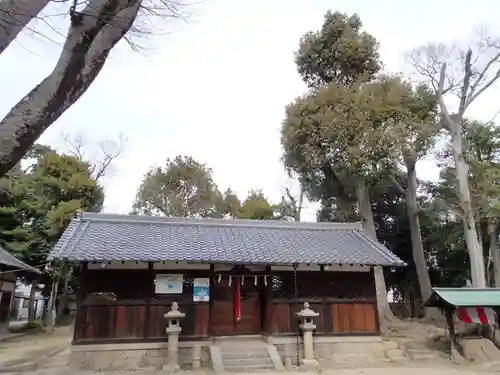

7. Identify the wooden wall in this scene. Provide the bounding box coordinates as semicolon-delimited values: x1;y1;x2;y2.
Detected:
73;267;210;344
266;271;379;335
73;266;379;344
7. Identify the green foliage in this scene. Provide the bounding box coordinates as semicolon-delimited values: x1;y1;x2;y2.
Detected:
433;120;500;220
133;155;225;218
0;146;104;268
220;188;242;218
238;190;275;220
295;10;381;88
285;9;470;304
282;76;412;192
134;156;291;221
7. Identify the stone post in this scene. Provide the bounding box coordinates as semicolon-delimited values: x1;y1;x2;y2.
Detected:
192;344;201;369
296;302;319;369
163;302;186;372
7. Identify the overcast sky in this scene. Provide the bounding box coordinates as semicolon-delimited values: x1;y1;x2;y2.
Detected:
1;0;499;221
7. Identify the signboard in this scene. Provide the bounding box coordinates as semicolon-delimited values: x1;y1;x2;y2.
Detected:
193;278;210;302
155;274;183;294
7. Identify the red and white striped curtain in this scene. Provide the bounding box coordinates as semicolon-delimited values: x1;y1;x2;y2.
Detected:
456;307;496;325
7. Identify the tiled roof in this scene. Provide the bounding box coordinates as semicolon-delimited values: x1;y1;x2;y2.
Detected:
0;247;41;274
48;213;405;266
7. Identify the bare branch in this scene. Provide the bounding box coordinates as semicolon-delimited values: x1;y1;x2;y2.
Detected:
388;175;406;196
0;0;50;54
0;0;193;177
458;49;472;117
61;132;126;181
93;134;125;181
437;63;453;130
61;131;87;160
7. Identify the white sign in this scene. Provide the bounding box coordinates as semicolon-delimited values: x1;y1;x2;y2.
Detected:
193;278;210;302
155;274;183;294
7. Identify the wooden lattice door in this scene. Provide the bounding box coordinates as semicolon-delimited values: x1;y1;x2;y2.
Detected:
211;275;262;335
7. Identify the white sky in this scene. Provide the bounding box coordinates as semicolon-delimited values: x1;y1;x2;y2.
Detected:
1;0;500;221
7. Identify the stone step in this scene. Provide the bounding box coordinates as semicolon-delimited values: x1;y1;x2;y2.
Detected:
407;350;443;360
224;364;276;372
223;357;274;367
220;345;268;352
221;351;270;359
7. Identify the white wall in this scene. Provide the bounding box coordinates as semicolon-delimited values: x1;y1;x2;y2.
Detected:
13;282;44;320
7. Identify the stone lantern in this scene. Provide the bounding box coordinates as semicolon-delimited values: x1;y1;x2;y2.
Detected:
296;301;320;368
163;302;186;371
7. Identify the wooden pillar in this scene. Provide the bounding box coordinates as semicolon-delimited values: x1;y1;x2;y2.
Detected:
73;262;87;343
263;265;272;333
445;308;458;358
144;262;154;339
208;264;215;337
319;265;330;333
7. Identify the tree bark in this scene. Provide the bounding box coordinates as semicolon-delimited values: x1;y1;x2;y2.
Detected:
0;0;142;177
44;273;60;330
27;281;37;322
405;160;439;319
488;220;500;287
57;266;72;321
451;123;486;287
355;179;377;239
0;0;49;54
355;179;400;332
295;186;304;222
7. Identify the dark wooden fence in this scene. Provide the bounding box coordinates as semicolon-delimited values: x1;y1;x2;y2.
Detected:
73;267;379;344
267;271;379;335
73;269;210;344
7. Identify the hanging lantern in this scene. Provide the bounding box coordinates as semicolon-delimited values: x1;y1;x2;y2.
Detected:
241;275;244;285
254;275;258;286
229;276;232;286
264;275;268;286
217;274;221;283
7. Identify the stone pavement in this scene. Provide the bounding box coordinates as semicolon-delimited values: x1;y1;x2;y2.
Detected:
14;367;500;375
0;325;71;373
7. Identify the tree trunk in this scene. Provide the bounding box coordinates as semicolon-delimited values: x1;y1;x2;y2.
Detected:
57;266;72;321
355;179;400;332
27;281;37;322
405;160;439;319
451;124;486;287
355;179;377;239
44;273;60;330
0;0;49;54
0;0;142;177
295;186;304;222
488;220;500;287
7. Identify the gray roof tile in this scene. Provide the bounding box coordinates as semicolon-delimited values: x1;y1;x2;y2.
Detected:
0;247;41;274
48;213;404;266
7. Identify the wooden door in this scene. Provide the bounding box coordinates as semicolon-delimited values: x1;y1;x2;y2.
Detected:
0;291;12;323
211;276;262;335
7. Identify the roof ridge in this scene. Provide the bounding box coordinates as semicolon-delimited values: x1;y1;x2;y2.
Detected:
79;212;364;231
